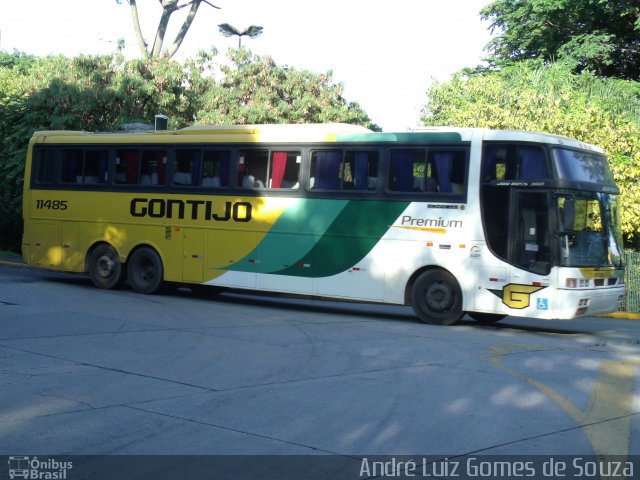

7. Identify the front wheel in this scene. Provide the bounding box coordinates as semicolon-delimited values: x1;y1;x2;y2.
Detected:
127;247;164;294
88;244;124;290
411;269;463;325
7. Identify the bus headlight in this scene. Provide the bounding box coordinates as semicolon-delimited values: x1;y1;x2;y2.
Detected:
566;278;590;288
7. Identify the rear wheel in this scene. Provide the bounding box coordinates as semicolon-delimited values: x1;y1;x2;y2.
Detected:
88;244;124;290
411;269;463;325
127;247;164;294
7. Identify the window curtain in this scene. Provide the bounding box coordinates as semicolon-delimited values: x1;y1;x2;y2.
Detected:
237;152;247;186
155;151;166;184
98;152;108;183
270;152;288;188
219;151;230;186
519;148;547;180
62;151;79;182
353;152;369;190
190;150;201;186
124;151;140;184
315;151;341;189
482;147;498;182
391;151;414;191
434;152;453;192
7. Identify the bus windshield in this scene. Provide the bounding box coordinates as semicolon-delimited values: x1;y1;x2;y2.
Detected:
553;148;616;186
557;193;623;267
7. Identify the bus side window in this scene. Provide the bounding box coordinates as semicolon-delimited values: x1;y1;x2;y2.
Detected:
269;151;300;189
61;149;107;185
201;150;230;188
344;151;378;190
483;146;511;181
174;149;199;186
389;150;426;192
61;150;82;183
518;146;548;180
428;150;466;193
33;149;55;185
142;150;166;186
238;150;268;189
309;150;341;190
483;145;548;181
115;149;140;184
84;150;108;184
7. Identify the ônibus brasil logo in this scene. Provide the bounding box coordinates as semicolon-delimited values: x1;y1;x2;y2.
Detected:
8;456;73;479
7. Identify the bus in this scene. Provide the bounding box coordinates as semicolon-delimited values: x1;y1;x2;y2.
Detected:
21;123;625;325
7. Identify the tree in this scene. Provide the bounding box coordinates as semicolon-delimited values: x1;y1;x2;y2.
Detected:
0;49;378;250
420;61;640;248
481;0;640;79
117;0;220;59
195;49;380;129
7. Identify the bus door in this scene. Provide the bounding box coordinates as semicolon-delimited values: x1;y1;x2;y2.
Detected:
511;191;552;278
475;189;551;313
505;191;552;312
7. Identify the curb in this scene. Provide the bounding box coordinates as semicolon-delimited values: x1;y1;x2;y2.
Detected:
0;257;33;269
598;312;640;320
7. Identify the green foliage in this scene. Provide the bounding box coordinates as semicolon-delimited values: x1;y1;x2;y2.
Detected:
420;61;640;248
0;48;377;251
481;0;640;79
196;49;379;128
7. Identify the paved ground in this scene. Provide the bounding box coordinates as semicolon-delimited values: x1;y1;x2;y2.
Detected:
0;262;639;479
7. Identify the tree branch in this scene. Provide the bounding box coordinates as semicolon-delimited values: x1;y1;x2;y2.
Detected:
151;1;179;57
127;0;149;56
166;0;201;59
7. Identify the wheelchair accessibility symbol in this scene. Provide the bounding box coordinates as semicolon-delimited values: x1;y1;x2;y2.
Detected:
537;298;549;310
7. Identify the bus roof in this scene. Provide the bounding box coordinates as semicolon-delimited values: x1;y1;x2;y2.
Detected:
29;124;603;152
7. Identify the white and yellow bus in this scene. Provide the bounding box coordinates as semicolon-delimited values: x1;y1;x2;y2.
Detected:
21;123;625;325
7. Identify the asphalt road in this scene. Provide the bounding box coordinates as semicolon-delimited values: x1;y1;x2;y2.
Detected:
0;264;639;479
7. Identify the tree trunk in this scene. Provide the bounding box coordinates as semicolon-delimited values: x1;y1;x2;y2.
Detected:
128;0;149;57
151;1;179;57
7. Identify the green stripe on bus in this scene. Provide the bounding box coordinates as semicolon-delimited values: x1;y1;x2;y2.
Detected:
273;200;409;278
225;198;349;273
335;132;463;143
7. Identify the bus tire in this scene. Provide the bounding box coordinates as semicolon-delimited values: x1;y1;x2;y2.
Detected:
88;244;124;290
127;246;164;294
411;269;463;325
468;312;506;324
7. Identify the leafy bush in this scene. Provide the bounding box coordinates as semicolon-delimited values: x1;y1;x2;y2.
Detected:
421;61;640;248
0;49;377;251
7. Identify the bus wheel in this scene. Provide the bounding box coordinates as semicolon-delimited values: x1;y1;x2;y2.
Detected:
468;313;506;324
88;244;124;290
127;247;164;294
411;269;463;325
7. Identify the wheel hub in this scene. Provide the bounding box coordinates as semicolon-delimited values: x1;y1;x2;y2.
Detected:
97;255;115;278
426;282;453;311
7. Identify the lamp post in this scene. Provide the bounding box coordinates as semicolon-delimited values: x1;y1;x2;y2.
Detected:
218;23;263;48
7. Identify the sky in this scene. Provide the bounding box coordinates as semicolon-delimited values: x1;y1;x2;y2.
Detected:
0;0;494;131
